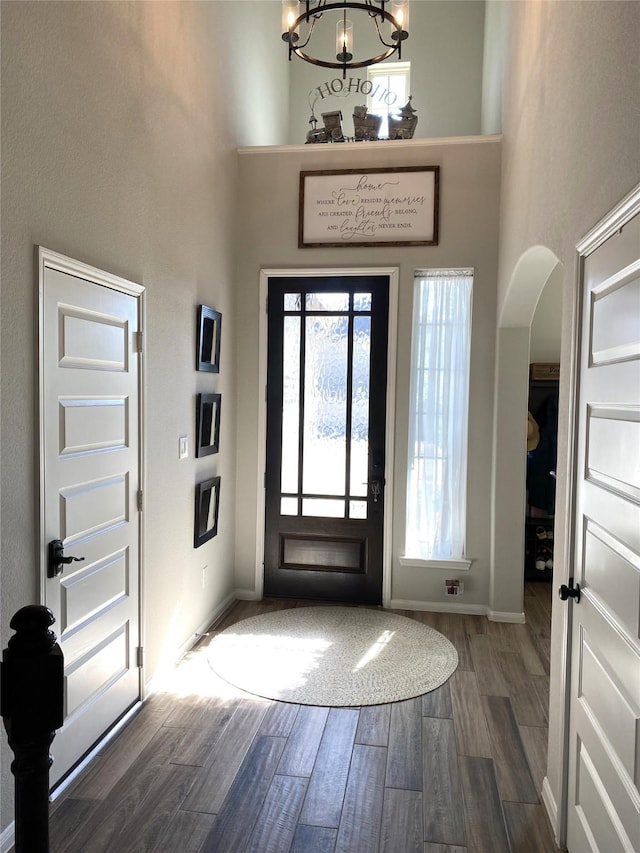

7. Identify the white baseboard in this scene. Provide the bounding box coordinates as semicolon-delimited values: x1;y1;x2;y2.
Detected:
176;591;237;657
145;590;238;695
541;775;563;847
390;598;488;615
50;702;142;802
390;598;524;622
488;609;526;624
234;588;261;601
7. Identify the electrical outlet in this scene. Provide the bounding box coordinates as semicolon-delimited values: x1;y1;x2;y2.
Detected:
179;435;188;459
445;579;464;596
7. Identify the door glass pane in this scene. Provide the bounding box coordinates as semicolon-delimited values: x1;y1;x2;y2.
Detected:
280;497;298;515
302;498;345;518
281;316;300;493
284;293;301;311
350;316;371;497
349;500;367;519
353;292;372;311
303;315;347;496
306;292;349;312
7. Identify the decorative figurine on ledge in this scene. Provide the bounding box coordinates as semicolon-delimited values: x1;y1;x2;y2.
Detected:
306;109;345;143
388;96;418;139
353;105;383;141
304;96;418;143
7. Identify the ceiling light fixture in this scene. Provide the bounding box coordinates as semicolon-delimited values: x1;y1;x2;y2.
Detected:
282;1;409;79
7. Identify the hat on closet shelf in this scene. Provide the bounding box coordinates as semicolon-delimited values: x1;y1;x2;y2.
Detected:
527;412;540;451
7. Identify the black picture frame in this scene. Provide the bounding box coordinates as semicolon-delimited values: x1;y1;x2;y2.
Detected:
196;305;222;372
194;476;221;547
196;393;221;457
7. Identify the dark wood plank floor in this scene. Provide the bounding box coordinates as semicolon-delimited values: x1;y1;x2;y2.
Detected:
46;582;560;852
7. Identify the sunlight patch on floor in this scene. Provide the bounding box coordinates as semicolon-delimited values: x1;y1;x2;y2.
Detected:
353;629;395;671
209;631;333;697
153;641;256;701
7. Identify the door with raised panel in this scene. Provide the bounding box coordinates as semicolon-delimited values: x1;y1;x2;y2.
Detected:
39;248;143;786
264;275;389;604
565;207;640;851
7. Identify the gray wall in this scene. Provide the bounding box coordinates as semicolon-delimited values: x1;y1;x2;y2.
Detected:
0;0;287;834
2;0;638;844
481;0;506;134
530;265;563;364
493;0;640;832
234;139;501;610
286;1;486;143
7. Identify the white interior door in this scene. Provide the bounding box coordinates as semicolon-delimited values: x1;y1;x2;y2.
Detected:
39;248;143;787
565;206;640;851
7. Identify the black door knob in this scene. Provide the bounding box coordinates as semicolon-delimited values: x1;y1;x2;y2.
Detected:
558;578;581;604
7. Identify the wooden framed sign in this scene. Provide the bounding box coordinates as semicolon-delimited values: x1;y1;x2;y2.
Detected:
299;166;439;248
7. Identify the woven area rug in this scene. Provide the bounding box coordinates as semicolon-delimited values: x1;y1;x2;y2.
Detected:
207;606;458;706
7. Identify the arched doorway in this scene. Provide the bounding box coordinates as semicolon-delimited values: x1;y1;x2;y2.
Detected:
491;247;563;618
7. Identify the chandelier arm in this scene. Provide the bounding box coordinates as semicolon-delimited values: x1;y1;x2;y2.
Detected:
287;14;319;52
292;45;398;71
371;12;398;49
293;1;400;31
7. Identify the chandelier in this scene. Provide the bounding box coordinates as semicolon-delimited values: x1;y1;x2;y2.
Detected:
282;1;410;78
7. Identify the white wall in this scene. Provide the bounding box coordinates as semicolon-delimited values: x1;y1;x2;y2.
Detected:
286;1;486;143
495;0;640;838
3;0;637;843
530;264;563;363
481;0;507;134
0;0;287;836
234;138;501;612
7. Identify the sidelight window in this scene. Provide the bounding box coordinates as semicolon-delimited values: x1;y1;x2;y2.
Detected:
404;269;473;561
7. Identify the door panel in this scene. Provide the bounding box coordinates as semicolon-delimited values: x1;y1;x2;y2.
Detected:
566;212;640;852
41;254;142;786
264;276;388;604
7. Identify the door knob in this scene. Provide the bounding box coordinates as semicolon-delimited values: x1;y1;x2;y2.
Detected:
47;539;85;579
558;577;581;604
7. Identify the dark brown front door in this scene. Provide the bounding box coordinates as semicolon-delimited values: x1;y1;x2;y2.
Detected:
264;275;389;604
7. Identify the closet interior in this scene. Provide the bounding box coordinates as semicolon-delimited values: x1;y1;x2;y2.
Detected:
525;365;559;580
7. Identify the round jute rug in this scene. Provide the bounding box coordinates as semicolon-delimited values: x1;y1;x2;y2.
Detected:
207;606;458;706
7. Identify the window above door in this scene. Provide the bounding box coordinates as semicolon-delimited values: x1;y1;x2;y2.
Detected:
366;61;411;139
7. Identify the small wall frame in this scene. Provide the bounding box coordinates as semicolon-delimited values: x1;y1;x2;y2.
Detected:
196;305;222;372
196;393;221;457
194;476;221;547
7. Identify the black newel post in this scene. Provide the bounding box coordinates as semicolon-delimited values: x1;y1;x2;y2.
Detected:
1;605;64;853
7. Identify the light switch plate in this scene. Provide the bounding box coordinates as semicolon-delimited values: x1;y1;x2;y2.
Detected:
179;435;188;459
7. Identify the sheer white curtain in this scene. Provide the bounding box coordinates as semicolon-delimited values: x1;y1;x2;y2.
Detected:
405;270;473;560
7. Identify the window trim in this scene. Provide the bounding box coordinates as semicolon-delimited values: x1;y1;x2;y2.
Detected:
398;556;473;571
403;268;473;562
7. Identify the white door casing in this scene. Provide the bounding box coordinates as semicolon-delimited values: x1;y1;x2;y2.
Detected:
38;247;144;787
565;196;640;851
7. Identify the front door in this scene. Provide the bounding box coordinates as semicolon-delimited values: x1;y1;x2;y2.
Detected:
565;206;640;850
264;275;389;604
39;248;143;787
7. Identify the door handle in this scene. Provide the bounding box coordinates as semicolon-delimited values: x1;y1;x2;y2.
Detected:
370;479;382;503
48;539;85;579
558;577;581;604
361;479;384;503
